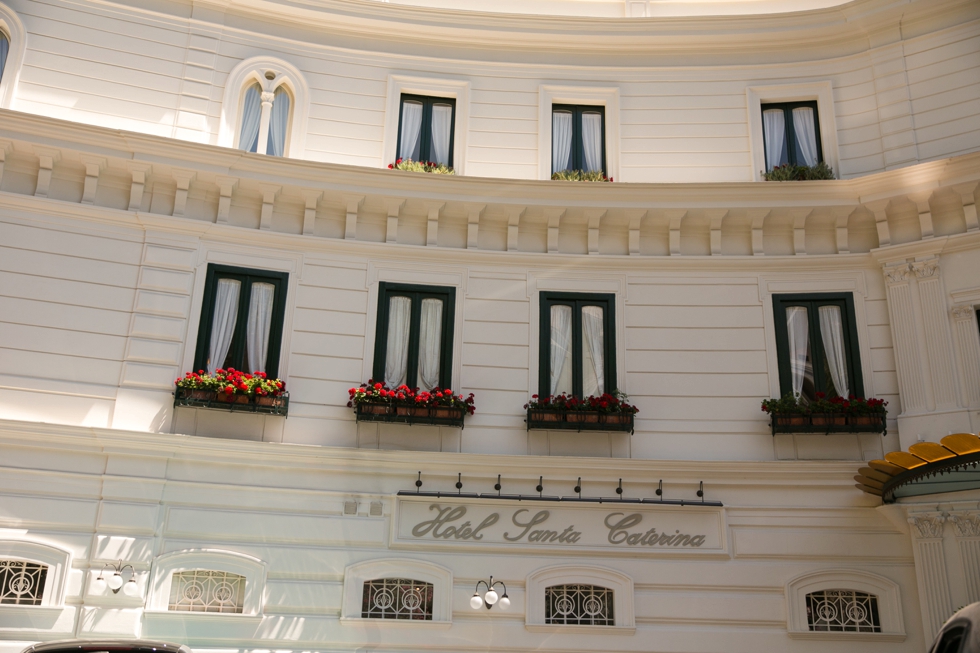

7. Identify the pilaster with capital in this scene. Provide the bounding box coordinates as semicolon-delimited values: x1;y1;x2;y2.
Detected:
883;262;927;413
908;513;954;641
949;512;980;604
911;258;959;410
951;305;980;407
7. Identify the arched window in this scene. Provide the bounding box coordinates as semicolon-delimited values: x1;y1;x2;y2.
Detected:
545;584;613;626
805;589;880;632
168;569;246;614
0;32;8;84
0;2;27;110
1;559;48;605
361;578;433;620
238;83;292;156
786;570;904;640
146;549;265;616
0;540;70;608
526;565;634;631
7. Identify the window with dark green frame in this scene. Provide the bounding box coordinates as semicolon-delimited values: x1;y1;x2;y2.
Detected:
397;94;456;167
552;104;605;175
762;101;822;171
539;293;616;398
373;283;455;391
773;293;864;402
193;264;288;377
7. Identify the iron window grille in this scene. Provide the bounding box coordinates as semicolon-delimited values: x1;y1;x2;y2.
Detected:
168;570;245;613
545;584;614;626
396;94;456;166
806;590;881;632
551;104;606;175
539;292;617;399
361;578;434;620
761;100;823;170
0;559;47;605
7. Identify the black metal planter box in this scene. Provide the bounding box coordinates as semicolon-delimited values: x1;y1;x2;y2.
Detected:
355;402;466;428
174;387;289;416
526;408;634;434
770;413;886;436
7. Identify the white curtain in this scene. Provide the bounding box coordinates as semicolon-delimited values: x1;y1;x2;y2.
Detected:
266;87;291;157
0;36;8;83
246;282;275;374
417;299;443;391
581;112;603;173
552;111;572;173
763;108;786;171
786;306;809;397
430;104;452;166
208;279;241;374
818;305;849;398
384;297;412;388
399;101;423;161
238;84;262;153
550;305;573;395
581;306;605;396
792;106;818;167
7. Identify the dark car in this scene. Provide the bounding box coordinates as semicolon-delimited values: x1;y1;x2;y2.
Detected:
931;603;980;653
20;641;191;653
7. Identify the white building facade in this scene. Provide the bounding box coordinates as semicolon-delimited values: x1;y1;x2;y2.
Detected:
0;0;979;651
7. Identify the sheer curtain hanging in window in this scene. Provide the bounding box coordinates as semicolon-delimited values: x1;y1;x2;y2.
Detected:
430;104;453;166
416;299;443;391
245;282;276;374
266;87;291;157
792;106;818;167
0;35;8;83
552;112;573;173
550;305;573;395
208;279;242;374
818;305;849;398
400;101;423;161
786;306;809;397
581;112;603;173
239;84;263;153
581;306;605;396
385;297;412;388
763;108;786;170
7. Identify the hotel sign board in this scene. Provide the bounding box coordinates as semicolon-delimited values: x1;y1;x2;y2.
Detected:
392;496;728;556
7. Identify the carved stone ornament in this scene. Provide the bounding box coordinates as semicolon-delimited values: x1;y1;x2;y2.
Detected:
908;514;946;538
949;512;980;538
952;305;976;320
883;263;912;284
911;259;940;279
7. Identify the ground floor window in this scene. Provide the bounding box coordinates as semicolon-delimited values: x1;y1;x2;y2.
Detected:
806;589;880;632
0;559;47;605
545;584;614;626
362;578;434;620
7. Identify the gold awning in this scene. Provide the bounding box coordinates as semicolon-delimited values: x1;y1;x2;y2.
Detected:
856;433;980;501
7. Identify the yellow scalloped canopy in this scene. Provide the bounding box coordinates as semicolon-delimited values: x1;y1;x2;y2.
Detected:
856;433;980;499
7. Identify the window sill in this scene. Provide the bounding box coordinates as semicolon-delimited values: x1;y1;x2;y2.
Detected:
143;610;263;623
174;388;289;417
526;409;633;434
788;631;905;642
526;624;635;635
339;617;452;629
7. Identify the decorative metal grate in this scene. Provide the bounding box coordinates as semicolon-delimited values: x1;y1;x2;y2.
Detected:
806;590;881;632
361;578;433;620
545;584;614;626
168;570;245;613
0;559;48;605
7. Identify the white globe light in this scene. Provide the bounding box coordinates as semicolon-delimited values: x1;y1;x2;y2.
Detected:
123;579;140;596
484;589;498;605
107;572;124;591
470;594;483;610
93;576;107;592
497;594;510;610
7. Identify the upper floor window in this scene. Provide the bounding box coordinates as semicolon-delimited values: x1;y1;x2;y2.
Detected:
397;94;455;167
545;584;613;626
0;559;47;605
773;294;862;402
552;105;605;175
193;264;289;377
361;578;433;620
373;283;455;392
239;82;292;156
168;570;245;613
539;292;616;398
0;32;8;83
806;590;880;633
762;101;822;171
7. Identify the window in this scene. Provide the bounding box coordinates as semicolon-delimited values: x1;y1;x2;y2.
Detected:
552;105;605;175
193;264;289;377
762;101;822;171
168;570;245;613
539;293;616;397
0;32;7;84
373;283;455;391
545;584;613;626
361;578;433;620
0;559;47;605
397;94;455;167
806;590;880;633
239;82;292;156
772;293;863;402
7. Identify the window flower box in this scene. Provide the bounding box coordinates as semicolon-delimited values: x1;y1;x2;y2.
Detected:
525;393;637;434
174;369;288;416
763;393;886;436
349;381;474;428
174;387;289;416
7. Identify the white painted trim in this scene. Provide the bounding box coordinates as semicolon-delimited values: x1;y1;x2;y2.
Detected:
383;75;470;174
145;549;267;616
746;81;840;182
785;569;905;638
0;539;71;607
0;2;26;110
525;564;634;629
341;558;453;622
218;56;310;158
538;85;620;181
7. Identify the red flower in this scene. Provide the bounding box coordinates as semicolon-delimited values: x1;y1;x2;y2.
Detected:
388;164;394;169
374;382;383;390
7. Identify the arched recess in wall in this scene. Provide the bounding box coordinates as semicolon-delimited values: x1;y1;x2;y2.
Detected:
341;558;453;625
218;56;309;159
145;549;266;616
0;539;72;607
0;2;26;110
525;564;634;632
785;569;905;641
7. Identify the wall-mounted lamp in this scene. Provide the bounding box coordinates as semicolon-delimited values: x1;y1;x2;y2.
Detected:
470;576;509;610
93;560;140;596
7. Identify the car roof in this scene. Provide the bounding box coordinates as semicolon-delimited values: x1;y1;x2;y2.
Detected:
20;640;191;653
